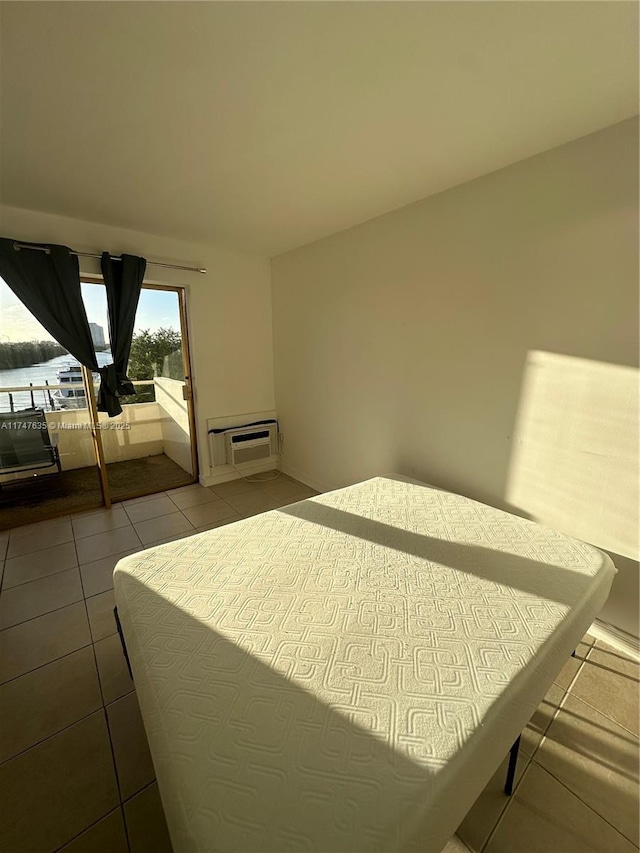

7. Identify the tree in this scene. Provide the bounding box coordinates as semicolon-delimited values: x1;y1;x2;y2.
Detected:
127;327;182;380
122;328;182;404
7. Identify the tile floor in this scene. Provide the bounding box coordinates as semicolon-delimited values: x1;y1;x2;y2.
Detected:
0;474;638;852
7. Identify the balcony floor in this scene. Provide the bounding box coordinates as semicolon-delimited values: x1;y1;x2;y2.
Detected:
0;454;193;530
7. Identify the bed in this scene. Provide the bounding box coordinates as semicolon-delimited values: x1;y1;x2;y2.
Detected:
113;475;616;853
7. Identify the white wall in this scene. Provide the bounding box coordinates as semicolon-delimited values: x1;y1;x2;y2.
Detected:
0;205;275;479
154;376;192;475
271;118;639;637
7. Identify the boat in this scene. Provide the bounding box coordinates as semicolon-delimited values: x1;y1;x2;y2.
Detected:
52;364;89;409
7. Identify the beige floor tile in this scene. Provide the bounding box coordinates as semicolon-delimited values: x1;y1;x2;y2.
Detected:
2;540;78;588
95;633;134;704
125;495;181;524
0;531;9;561
166;482;201;495
7;515;72;558
143;531;196;548
572;641;639;736
258;478;318;503
0;646;102;763
72;506;131;540
0;601;91;684
534;692;640;845
125;782;173;853
134;511;194;546
79;548;139;597
0;567;83;629
59;808;128;852
181;498;238;528
521;683;565;758
107;692;155;800
87;589;118;641
222;489;283;517
457;752;529;852
196;515;242;533
76;525;141;566
209;478;259;499
0;711;120;853
553;636;595;690
121;491;168;507
485;763;636;853
456;681;564;851
442;836;473;853
167;484;222;510
247;471;292;484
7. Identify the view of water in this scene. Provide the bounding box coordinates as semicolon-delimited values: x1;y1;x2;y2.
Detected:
0;351;113;413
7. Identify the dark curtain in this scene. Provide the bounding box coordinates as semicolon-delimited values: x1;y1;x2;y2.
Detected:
99;253;146;416
0;237;146;417
0;238;99;373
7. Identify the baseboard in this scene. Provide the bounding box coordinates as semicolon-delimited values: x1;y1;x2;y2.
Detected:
588;619;640;661
199;457;279;487
279;463;329;494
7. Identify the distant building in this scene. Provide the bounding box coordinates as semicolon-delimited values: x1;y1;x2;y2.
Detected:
89;323;106;348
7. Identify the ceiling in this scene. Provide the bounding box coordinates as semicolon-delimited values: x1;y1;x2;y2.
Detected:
0;2;637;256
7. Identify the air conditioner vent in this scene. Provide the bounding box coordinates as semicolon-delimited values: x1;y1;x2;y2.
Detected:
220;422;279;468
231;443;271;466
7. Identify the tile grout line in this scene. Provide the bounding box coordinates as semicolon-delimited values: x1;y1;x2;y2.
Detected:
483;642;638;852
559;682;640;741
124;505;183;524
0;590;86;633
0;703;105;768
524;653;589;767
480;757;534;853
102;700;133;852
2;556;80;592
479;647;592;853
120;802;131;853
74;527;133;852
73;523;134;542
0;560;81;592
121;775;158;805
528;760;639;847
529;644;639;840
0;640;95;687
478;753;532;853
4;527;145;593
50;806;125;853
572;642;640;738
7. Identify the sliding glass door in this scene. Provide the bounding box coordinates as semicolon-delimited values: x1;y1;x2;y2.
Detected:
88;282;197;503
0;276;197;527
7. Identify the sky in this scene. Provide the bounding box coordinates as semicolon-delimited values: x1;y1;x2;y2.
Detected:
0;278;180;343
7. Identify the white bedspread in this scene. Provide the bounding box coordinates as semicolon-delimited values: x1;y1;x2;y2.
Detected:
114;475;616;853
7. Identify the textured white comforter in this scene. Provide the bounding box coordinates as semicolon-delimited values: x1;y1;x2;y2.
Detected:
114;475;616;853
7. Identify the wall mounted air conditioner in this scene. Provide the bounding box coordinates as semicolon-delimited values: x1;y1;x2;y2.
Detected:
224;423;279;468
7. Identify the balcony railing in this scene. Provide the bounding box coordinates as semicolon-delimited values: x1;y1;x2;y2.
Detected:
0;379;155;414
1;376;192;478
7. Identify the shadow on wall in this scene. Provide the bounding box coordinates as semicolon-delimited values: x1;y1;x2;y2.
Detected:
505;350;639;637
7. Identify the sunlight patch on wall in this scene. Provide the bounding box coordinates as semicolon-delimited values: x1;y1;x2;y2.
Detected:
506;351;639;561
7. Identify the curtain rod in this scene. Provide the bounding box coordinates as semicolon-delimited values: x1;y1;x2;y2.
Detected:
12;241;206;274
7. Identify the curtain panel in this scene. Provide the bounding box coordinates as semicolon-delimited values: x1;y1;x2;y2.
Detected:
0;239;99;372
99;253;146;416
0;238;146;417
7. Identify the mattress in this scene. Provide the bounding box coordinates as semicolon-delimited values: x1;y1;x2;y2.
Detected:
114;475;616;853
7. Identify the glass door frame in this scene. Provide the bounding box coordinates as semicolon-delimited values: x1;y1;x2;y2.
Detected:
81;275;199;506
